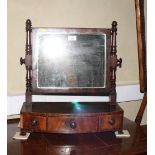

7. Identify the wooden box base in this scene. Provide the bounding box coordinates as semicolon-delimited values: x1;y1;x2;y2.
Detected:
20;102;123;133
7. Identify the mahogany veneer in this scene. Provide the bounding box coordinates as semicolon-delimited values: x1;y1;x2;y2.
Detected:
20;102;123;133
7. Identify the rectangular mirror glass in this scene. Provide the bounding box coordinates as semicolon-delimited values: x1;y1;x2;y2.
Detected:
32;28;106;88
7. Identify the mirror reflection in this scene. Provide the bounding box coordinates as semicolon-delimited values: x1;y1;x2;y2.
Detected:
33;29;106;88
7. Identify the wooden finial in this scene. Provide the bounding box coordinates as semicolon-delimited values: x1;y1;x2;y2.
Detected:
112;21;117;34
112;21;117;26
26;19;32;32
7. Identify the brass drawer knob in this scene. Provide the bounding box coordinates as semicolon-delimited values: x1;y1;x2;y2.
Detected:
31;119;38;126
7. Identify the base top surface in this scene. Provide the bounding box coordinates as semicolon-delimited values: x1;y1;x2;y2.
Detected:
21;102;123;115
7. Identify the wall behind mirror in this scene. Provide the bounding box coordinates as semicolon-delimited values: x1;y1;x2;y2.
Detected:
8;0;140;95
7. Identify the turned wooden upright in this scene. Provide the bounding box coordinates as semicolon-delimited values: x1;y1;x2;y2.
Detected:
110;21;122;104
20;19;32;103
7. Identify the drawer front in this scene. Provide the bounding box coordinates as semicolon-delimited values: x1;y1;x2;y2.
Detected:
99;114;123;131
47;116;98;133
21;113;46;131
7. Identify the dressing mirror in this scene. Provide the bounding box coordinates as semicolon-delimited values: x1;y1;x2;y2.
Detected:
20;20;123;135
31;28;111;95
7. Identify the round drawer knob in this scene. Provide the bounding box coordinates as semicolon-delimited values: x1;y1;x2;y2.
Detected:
31;119;38;126
69;119;77;129
108;117;115;125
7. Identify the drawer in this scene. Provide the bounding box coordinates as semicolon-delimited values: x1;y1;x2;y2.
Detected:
47;116;98;133
20;113;46;131
99;114;123;131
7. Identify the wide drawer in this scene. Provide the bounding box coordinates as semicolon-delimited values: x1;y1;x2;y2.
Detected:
47;116;98;133
99;114;123;131
20;113;46;131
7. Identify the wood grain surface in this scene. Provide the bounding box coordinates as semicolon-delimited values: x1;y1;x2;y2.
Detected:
7;118;147;155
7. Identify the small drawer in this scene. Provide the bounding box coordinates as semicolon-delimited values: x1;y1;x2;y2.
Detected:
99;114;123;131
47;116;98;133
21;113;46;131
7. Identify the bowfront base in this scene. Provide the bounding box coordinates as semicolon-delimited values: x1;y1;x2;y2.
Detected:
20;102;123;133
